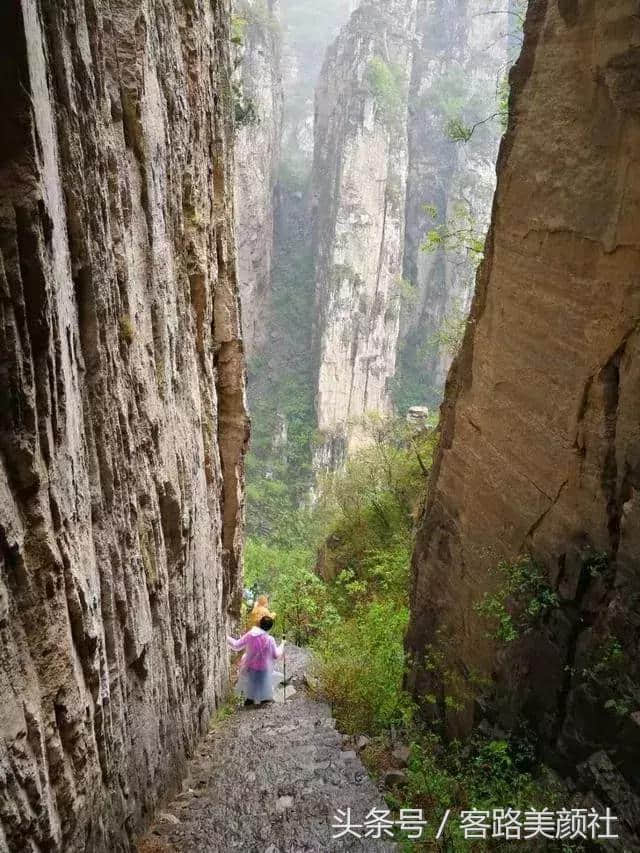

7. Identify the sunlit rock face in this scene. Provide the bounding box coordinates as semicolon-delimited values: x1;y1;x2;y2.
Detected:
0;1;248;850
311;0;417;466
407;0;640;839
400;0;511;407
233;0;283;356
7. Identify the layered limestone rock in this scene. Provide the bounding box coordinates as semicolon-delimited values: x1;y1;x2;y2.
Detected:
400;0;511;406
407;0;640;836
232;0;283;355
311;0;417;467
0;1;248;850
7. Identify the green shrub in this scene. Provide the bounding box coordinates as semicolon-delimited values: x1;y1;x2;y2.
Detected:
428;297;469;359
396;733;567;849
313;415;434;583
312;599;414;734
421;200;485;262
474;556;560;644
581;634;636;718
366;56;406;128
244;539;338;643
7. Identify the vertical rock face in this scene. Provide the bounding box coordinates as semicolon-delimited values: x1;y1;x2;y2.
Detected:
407;0;640;832
233;0;283;356
400;0;510;407
0;1;248;851
279;0;355;170
311;0;416;465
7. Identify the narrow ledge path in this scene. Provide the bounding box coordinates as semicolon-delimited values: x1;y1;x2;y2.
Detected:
138;646;395;852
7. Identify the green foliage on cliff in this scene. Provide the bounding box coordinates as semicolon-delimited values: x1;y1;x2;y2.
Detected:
422;69;470;120
582;635;638;718
430;297;469;358
245;167;316;539
313;415;433;581
245;416;434;731
230;13;248;45
233;82;260;128
474;557;560;644
366;56;407;129
391;733;566;850
422;201;485;262
314;599;414;734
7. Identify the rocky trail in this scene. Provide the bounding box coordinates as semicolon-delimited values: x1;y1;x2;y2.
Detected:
137;646;395;852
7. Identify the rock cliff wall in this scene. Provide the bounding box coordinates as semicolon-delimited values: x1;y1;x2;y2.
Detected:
233;0;283;355
407;0;640;836
400;0;510;408
279;0;355;172
311;0;416;466
0;1;248;850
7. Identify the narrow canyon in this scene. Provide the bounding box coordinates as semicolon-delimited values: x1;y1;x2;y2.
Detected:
1;0;639;850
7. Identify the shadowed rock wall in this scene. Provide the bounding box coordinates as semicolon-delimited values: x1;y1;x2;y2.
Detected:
0;1;248;850
406;0;640;837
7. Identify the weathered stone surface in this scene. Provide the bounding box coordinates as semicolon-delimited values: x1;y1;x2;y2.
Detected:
0;1;248;850
391;744;410;766
311;0;416;467
138;646;394;852
233;0;283;355
355;734;371;752
406;0;640;837
382;769;407;788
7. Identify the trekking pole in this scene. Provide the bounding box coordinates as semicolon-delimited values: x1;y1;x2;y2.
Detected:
282;633;287;702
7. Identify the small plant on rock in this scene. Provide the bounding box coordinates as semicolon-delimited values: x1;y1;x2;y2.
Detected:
474;556;559;644
119;314;134;345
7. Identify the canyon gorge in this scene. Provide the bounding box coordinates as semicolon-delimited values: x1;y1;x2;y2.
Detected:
242;0;512;479
1;0;639;849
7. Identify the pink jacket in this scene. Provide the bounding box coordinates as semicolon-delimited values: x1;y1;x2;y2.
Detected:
227;628;284;671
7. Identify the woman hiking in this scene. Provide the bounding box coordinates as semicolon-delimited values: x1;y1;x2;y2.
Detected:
227;615;285;706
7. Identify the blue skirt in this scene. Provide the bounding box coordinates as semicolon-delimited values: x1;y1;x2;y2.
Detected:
236;667;275;703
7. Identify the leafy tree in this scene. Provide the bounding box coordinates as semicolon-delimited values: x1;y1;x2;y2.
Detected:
429;297;469;358
421;201;485;263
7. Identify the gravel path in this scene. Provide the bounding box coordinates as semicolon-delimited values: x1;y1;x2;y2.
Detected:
137;646;395;852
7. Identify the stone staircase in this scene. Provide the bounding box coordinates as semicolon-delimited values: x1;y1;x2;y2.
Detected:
137;647;395;852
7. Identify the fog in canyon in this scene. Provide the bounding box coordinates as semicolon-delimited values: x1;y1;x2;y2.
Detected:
236;0;517;524
2;0;639;850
